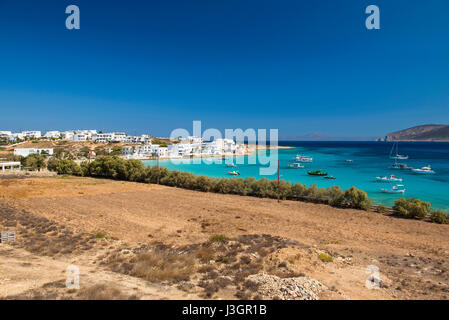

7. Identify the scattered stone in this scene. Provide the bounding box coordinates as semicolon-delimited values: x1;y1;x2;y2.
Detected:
246;273;327;300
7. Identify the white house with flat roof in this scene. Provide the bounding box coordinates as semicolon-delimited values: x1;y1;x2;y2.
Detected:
21;131;41;139
72;133;88;142
0;131;12;141
0;161;21;173
93;132;127;143
14;148;54;157
44;131;61;139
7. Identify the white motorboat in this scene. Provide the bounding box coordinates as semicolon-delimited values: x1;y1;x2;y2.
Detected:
226;163;237;167
375;175;403;182
228;170;240;176
380;184;406;194
295;155;313;162
287;162;304;168
412;165;435;175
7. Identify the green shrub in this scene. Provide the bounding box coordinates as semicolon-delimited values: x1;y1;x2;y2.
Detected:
46;157;59;172
95;232;106;239
429;210;449;224
344;187;372;210
124;160;147;182
208;234;229;243
393;198;430;219
318;252;333;263
291;182;306;198
375;204;389;213
249;178;275;198
22;154;46;171
145;165;169;184
277;180;293;200
56;159;82;176
326;186;345;207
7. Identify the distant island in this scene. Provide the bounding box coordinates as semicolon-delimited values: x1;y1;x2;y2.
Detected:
378;124;449;142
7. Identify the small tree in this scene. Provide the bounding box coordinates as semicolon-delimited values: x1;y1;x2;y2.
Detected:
326;186;345;207
429;210;449;224
393;198;430;219
344;187;372;210
56;159;82;175
22;154;46;171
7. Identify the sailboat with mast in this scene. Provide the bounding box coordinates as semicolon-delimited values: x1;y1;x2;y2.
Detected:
389;141;409;160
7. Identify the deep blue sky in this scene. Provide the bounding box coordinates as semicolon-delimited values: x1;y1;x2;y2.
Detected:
1;0;448;138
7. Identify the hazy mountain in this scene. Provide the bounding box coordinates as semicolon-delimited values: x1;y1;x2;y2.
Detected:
381;124;449;141
280;132;375;141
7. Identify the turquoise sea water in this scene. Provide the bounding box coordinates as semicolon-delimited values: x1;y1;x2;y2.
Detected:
143;141;449;211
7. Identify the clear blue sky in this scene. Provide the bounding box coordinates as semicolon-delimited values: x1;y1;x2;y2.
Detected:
1;0;448;138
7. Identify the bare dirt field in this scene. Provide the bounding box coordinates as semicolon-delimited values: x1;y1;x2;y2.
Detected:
1;176;448;300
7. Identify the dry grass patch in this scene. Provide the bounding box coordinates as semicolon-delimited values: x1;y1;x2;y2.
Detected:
131;249;196;282
78;284;137;300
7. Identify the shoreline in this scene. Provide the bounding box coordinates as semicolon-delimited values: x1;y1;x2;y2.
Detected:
137;144;295;161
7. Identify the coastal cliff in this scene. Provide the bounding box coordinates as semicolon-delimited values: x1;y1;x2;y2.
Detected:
378;124;449;142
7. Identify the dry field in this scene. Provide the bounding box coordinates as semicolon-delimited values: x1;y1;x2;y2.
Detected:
0;176;448;300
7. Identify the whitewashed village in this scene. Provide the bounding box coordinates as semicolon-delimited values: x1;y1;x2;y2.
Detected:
0;130;247;173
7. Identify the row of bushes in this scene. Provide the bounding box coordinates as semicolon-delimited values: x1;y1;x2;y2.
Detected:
48;156;372;210
46;156;449;224
393;198;449;224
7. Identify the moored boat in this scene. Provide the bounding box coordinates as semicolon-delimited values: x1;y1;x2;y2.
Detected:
380;184;406;194
228;171;240;176
308;170;327;176
412;165;435;175
389;142;409;160
287;162;304;168
375;175;403;182
324;176;336;179
295;155;313;162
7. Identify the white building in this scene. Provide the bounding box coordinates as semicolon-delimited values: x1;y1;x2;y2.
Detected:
93;132;127;143
72;133;88;142
61;131;74;140
21;131;41;139
180;136;203;144
0;131;12;140
0;161;21;172
10;133;24;141
43;131;61;139
14;148;54;157
168;143;194;157
149;145;168;157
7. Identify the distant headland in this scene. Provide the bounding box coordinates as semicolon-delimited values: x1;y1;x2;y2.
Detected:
377;124;449;142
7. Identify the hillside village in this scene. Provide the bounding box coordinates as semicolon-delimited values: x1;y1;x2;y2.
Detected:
0;129;247;165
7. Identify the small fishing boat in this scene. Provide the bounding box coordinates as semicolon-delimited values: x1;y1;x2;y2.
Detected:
389;142;409;160
228;171;240;176
375;175;403;182
296;155;313;162
346;160;354;163
226;163;237;167
308;170;328;176
287;162;304;168
325;176;336;180
391;163;409;170
391;158;411;170
380;184;406;194
412;165;435;175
